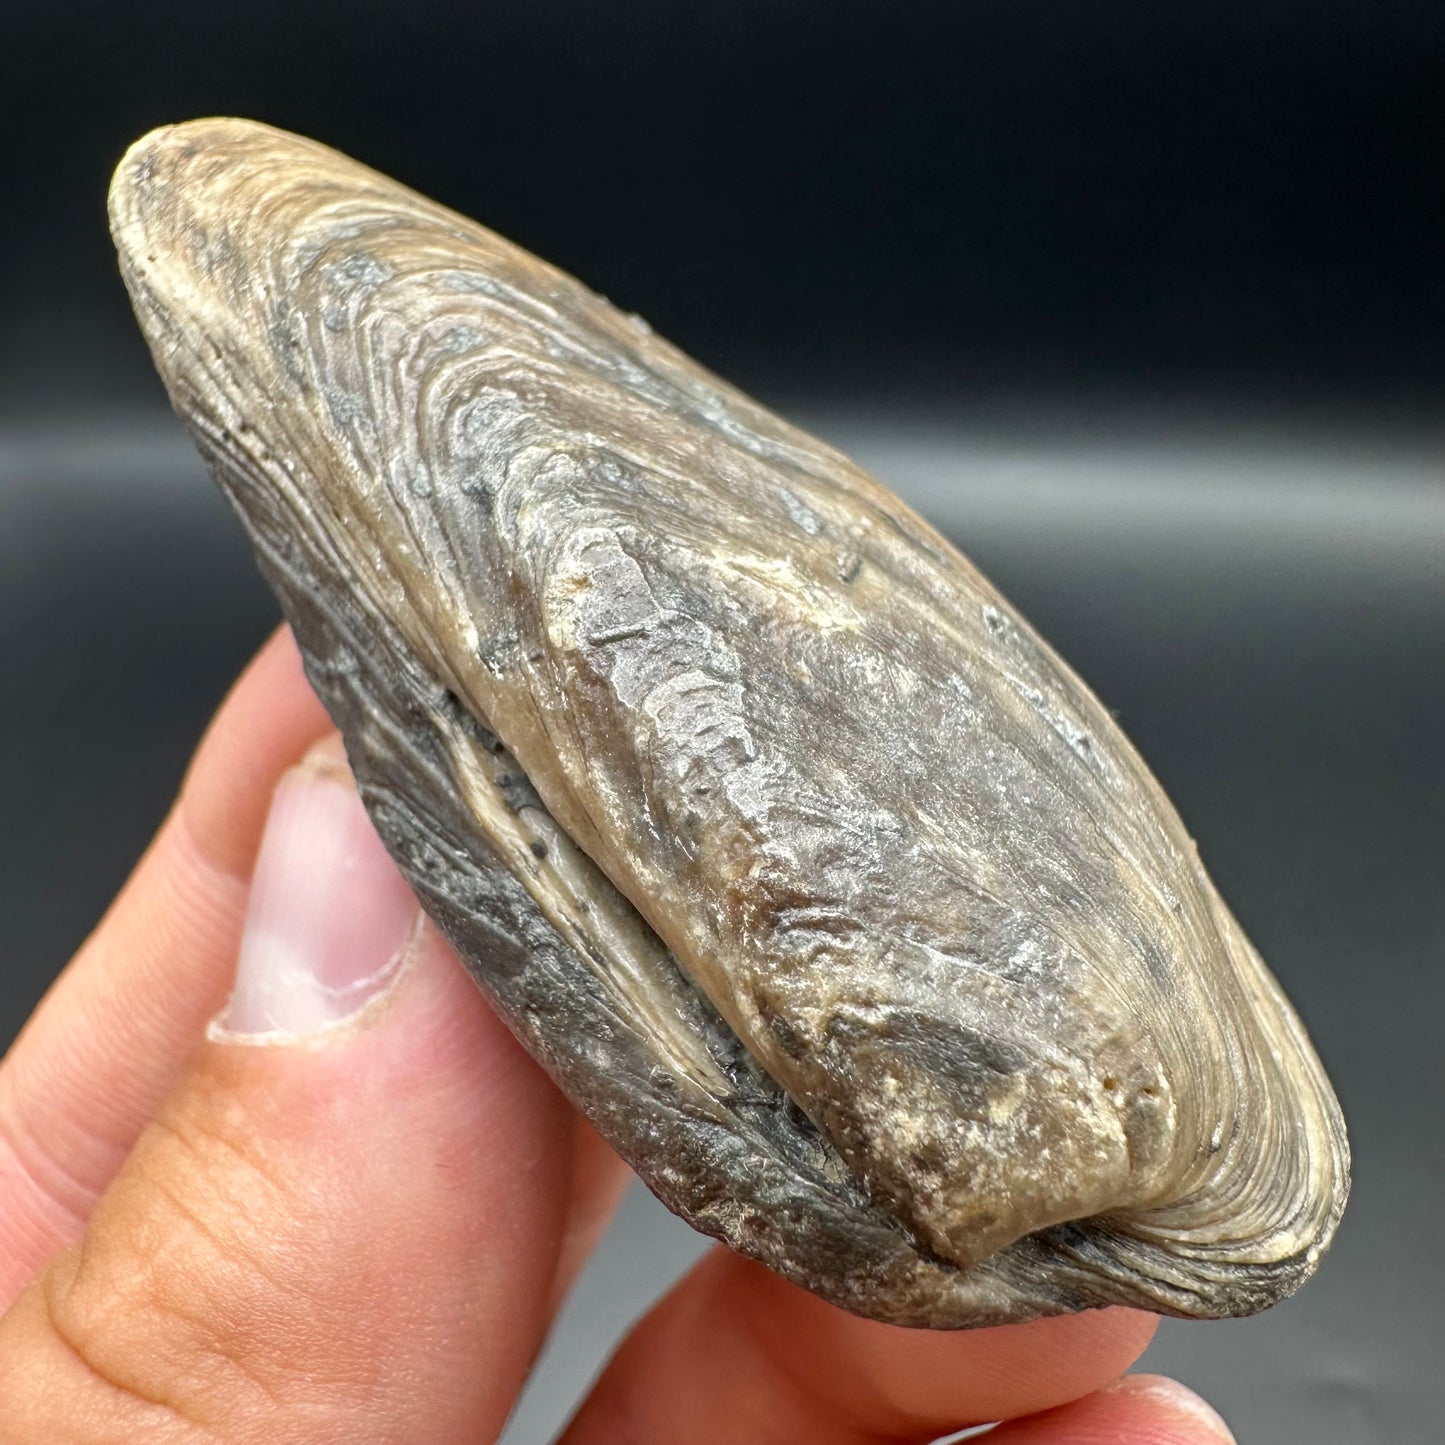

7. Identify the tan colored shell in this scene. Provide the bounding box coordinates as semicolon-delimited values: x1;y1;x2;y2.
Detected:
109;118;1348;1327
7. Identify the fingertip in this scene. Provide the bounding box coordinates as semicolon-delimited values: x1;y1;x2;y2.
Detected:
208;746;421;1041
983;1371;1235;1443
731;1251;1159;1433
1102;1374;1236;1442
562;1241;1164;1445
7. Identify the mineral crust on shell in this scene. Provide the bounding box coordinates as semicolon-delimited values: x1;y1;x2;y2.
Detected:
109;118;1349;1327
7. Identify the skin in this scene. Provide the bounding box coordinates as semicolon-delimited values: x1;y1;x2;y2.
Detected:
0;627;1234;1442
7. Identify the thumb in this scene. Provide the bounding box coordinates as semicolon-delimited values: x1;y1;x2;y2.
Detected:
0;739;575;1443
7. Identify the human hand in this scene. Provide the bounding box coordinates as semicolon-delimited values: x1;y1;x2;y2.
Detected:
0;627;1236;1442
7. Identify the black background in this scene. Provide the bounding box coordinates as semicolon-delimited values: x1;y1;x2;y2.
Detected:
3;0;1442;420
1;4;1441;1442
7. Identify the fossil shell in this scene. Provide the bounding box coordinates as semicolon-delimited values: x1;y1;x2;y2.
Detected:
109;118;1348;1328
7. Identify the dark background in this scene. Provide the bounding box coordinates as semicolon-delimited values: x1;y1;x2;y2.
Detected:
4;0;1443;421
1;4;1440;1442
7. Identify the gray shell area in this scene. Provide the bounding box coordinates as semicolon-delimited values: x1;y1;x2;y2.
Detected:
108;118;1348;1327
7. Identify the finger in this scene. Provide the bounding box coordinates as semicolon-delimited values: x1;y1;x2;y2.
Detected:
0;743;577;1442
0;626;329;1302
561;1247;1159;1445
985;1374;1235;1443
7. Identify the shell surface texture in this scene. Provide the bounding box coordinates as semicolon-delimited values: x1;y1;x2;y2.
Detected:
109;118;1348;1329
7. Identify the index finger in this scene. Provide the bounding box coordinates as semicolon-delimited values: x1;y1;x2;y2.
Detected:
561;1246;1161;1444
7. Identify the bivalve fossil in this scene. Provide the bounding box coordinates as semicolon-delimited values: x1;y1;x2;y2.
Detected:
109;118;1348;1327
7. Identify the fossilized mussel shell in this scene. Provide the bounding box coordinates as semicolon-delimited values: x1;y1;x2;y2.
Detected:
109;118;1348;1328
